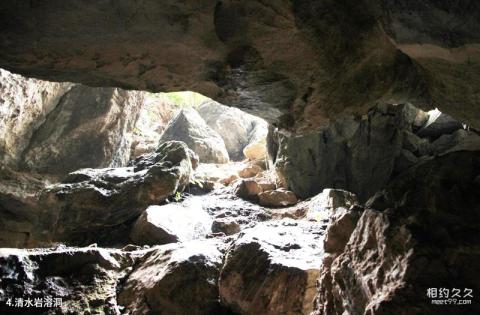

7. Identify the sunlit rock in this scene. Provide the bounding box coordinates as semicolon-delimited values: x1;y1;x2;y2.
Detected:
130;94;179;158
258;188;298;207
237;164;263;178
37;141;196;246
130;198;213;246
118;239;227;315
0;69;74;169
159;108;229;164
233;179;263;201
198;100;267;161
219;219;324;315
307;188;358;222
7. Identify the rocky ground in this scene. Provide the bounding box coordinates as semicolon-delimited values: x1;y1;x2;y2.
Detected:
1;67;479;314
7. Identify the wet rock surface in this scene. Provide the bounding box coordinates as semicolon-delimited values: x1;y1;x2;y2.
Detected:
130;198;213;246
219;219;325;315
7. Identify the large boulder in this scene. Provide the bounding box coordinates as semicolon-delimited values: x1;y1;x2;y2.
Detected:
130;95;179;158
118;239;227;315
159;108;229;163
417;111;464;140
243;120;269;161
0;241;229;315
130;197;213;246
37;141;196;246
219;219;325;315
0;69;74;169
258;188;298;207
314;151;480;315
21;85;145;175
274;103;478;201
198;100;258;161
0;246;130;315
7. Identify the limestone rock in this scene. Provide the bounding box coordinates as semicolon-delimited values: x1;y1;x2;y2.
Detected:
274;103;476;201
0;247;130;315
0;167;46;247
417;112;464;140
233;179;262;201
0;68;74;168
428;129;480;156
237;164;263;178
243;137;267;161
219;219;324;315
258;189;298;207
130;197;213;246
211;218;241;236
1;2;480;129
322;207;362;254
193;163;239;185
38;141;195;246
130;95;178;158
307;188;358;222
198;100;264;161
313;151;480;315
243;120;268;161
21;85;145;175
118;240;227;315
159;108;229;164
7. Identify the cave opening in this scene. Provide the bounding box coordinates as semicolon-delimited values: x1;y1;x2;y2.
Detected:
1;1;480;314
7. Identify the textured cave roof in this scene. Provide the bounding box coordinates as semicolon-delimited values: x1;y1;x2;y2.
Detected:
0;0;479;129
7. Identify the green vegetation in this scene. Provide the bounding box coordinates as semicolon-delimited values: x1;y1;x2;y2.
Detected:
148;91;210;109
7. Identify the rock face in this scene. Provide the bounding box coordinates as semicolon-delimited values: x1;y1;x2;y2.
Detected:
0;167;47;247
0;241;228;315
307;189;358;222
314;151;480;315
219;219;324;315
258;188;298;207
0;247;130;315
118;240;227;315
234;179;263;201
0;68;74;168
33;141;196;246
130;197;213;246
159;108;230;164
21;85;144;175
130;94;179;158
198;100;268;161
1;1;479;129
274;103;477;201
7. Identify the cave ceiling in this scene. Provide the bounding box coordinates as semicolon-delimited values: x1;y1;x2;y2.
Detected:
0;0;479;129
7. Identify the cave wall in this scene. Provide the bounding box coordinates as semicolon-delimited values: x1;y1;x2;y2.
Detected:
273;103;480;201
0;68;74;168
0;68;146;176
0;0;478;129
